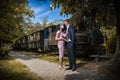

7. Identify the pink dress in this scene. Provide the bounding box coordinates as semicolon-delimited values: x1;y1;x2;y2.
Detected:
57;31;65;57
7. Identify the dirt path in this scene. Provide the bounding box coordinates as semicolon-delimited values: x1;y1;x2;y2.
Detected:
9;51;113;80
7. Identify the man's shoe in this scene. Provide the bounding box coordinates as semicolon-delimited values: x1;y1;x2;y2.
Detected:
72;67;76;71
66;67;72;70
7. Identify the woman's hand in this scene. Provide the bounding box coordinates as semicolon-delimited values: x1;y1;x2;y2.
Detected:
62;33;67;38
55;31;66;41
59;37;66;41
55;37;65;41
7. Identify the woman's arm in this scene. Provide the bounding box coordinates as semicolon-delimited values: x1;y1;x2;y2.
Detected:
55;32;65;41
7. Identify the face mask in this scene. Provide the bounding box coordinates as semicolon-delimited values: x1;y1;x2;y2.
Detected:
60;25;64;29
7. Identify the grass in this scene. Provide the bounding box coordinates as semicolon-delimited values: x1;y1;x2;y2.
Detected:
0;57;43;80
39;54;87;67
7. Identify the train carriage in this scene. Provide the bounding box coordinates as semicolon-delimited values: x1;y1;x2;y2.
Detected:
13;36;27;50
13;24;105;58
43;25;57;51
14;25;57;52
21;36;28;49
27;30;44;51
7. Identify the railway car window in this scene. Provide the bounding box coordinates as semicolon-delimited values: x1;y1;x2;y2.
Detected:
52;26;57;32
78;26;86;32
36;32;40;41
44;29;49;39
23;37;26;43
90;29;104;44
30;34;34;42
33;34;35;41
28;36;30;42
22;38;24;43
19;40;21;43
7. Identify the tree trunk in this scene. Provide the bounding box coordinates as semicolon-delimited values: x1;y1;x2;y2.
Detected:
111;0;120;72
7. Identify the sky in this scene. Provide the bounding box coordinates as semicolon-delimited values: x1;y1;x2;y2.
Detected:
28;0;70;23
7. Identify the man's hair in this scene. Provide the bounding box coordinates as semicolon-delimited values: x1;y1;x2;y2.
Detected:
64;19;69;23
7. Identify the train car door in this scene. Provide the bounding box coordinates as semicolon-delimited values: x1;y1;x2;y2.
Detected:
40;30;44;51
44;28;49;51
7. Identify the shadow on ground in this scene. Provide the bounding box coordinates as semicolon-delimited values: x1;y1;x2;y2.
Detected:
9;51;35;61
64;63;120;80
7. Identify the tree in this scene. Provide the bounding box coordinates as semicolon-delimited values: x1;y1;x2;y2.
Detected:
0;0;34;43
41;16;48;29
35;22;42;30
111;0;120;73
49;0;120;72
52;19;63;25
42;16;48;26
23;22;36;35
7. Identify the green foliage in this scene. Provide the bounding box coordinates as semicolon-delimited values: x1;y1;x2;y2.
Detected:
107;35;116;55
23;22;37;35
22;17;48;35
0;0;34;43
22;16;57;35
105;27;116;55
51;0;87;26
50;0;116;27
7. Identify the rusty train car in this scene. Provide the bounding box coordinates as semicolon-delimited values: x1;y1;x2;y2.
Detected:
13;25;57;51
13;25;105;57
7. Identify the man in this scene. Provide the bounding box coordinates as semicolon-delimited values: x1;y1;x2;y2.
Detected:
64;19;76;71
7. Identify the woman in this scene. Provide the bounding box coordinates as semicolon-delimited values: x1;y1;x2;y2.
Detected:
55;24;66;70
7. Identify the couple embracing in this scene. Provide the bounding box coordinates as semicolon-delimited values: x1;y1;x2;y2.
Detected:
55;19;76;71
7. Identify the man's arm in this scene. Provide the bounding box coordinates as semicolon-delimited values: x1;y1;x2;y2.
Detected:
70;26;75;44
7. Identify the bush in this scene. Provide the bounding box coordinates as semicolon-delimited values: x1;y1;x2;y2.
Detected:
107;35;116;55
105;27;116;55
0;48;10;57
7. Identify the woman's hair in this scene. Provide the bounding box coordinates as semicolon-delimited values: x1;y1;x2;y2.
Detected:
57;24;61;30
62;24;67;32
57;24;66;31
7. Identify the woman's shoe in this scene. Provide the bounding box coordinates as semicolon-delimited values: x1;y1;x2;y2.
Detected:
59;65;64;70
